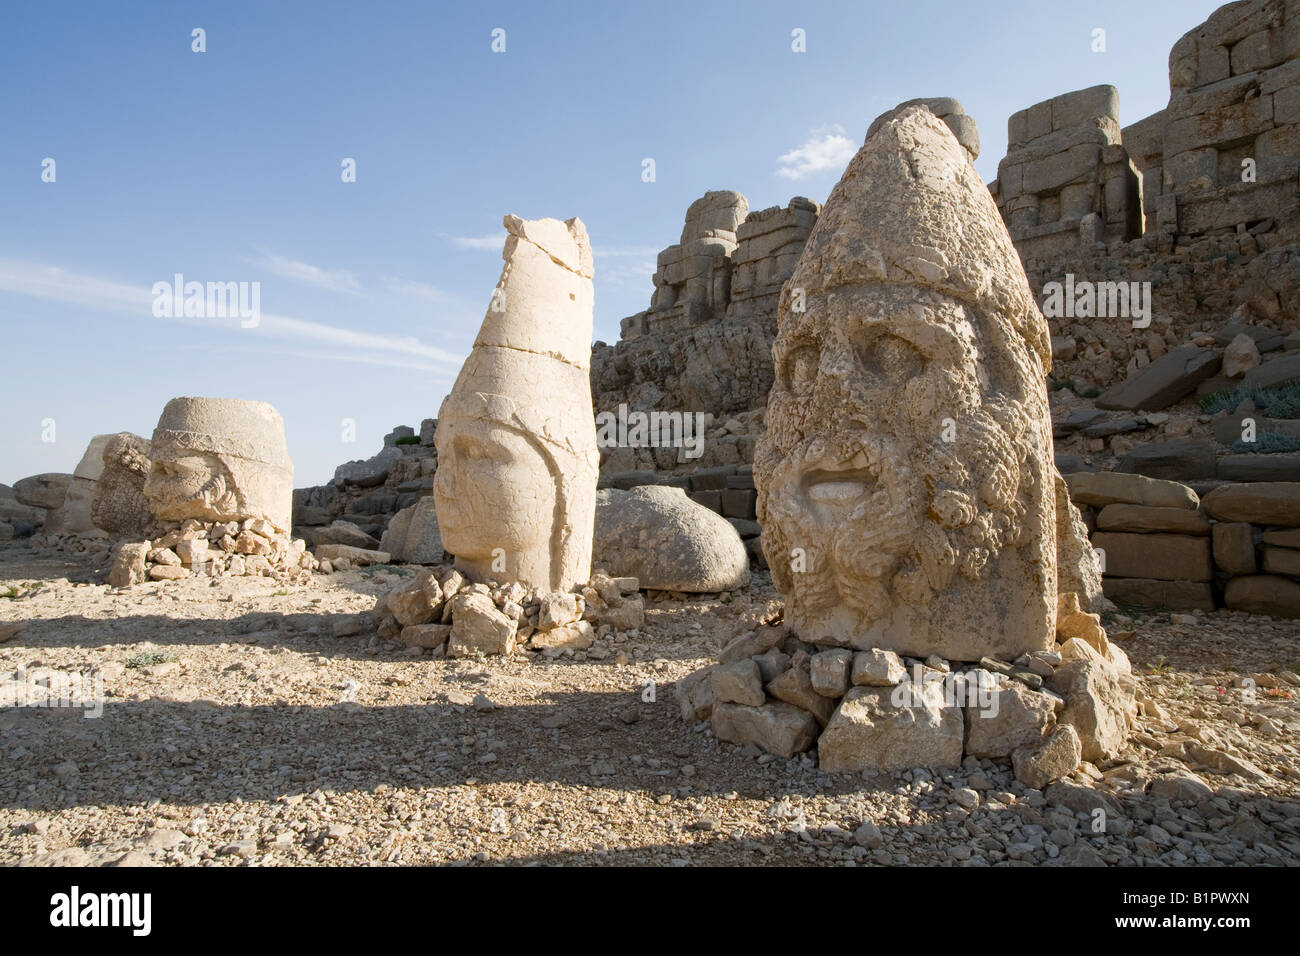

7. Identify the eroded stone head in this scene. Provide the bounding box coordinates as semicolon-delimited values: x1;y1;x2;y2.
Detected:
143;397;293;533
754;105;1058;662
434;215;600;592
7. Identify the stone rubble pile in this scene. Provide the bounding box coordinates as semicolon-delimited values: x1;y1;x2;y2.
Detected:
371;566;645;660
1009;0;1300;393
677;599;1137;786
107;517;317;587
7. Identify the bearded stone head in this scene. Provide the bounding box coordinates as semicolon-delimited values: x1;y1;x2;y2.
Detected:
754;105;1057;662
143;397;294;533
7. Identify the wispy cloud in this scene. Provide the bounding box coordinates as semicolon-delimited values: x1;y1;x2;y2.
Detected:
0;259;463;369
443;232;507;251
379;275;461;304
776;125;856;180
596;260;656;287
592;244;660;259
247;251;362;294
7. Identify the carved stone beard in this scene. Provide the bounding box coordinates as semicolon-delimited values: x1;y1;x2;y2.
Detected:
195;461;241;519
763;397;1033;631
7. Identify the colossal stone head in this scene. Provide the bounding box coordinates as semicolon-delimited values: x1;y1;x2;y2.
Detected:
434;215;599;591
143;397;293;533
754;106;1057;662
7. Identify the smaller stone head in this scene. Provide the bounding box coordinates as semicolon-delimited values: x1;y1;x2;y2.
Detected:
434;214;599;592
143;397;294;533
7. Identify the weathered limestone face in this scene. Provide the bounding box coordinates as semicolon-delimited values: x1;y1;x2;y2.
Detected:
434;215;599;592
755;106;1059;662
92;433;153;537
143;397;293;533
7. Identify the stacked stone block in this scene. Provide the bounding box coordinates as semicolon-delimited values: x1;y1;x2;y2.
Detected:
1066;471;1300;616
993;85;1144;259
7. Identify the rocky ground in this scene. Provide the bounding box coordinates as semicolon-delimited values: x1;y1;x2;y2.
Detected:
1;541;1297;867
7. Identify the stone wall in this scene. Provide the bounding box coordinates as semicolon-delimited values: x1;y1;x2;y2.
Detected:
590;195;820;441
993;0;1300;395
992;85;1144;259
1067;472;1300;617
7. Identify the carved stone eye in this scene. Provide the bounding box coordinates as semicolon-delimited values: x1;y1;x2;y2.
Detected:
786;344;820;396
856;332;924;386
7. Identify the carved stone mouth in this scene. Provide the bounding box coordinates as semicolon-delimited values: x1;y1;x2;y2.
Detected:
803;468;875;503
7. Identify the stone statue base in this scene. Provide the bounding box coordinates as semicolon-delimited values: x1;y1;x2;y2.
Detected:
107;518;317;587
677;600;1136;784
372;567;646;660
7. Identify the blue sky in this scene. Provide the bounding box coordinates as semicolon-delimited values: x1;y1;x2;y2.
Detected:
1;0;1223;486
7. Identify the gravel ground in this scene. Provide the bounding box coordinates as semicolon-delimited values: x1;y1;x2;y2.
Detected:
1;541;1298;867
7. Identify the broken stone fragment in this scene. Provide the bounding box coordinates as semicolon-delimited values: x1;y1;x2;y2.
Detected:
710;701;819;759
765;657;835;726
387;571;444;627
1012;723;1082;790
1046;651;1135;763
1055;592;1110;656
107;541;149;587
675;666;716;722
313;544;391;567
446;592;517;658
529;620;594;651
582;593;645;630
752;647;792;684
809;649;853;698
718;626;787;664
964;679;1059;758
537;591;583;630
149;547;181;567
148;565;189;581
818;682;964;773
711;659;766;707
400;623;451;650
175;538;208;568
851;648;906;687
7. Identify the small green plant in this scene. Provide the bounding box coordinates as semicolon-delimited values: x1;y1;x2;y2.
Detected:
1198;384;1300;419
272;589;289;597
1149;655;1170;676
1049;377;1076;392
1198;389;1237;414
1232;432;1300;453
0;585;15;599
125;650;177;669
395;435;420;446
